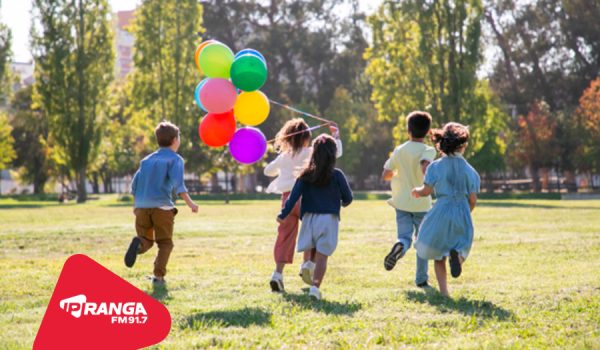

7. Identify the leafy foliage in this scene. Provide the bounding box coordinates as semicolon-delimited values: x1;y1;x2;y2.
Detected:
31;0;114;202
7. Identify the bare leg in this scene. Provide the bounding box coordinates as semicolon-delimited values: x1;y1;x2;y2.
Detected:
434;258;449;297
275;262;285;274
304;248;316;263
313;252;329;287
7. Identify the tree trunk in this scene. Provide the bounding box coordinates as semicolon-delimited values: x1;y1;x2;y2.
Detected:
91;172;100;194
76;166;87;203
33;170;47;195
211;173;219;193
224;171;229;204
530;163;542;193
563;170;577;193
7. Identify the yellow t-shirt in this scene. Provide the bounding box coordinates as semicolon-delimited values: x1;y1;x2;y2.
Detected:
384;141;437;212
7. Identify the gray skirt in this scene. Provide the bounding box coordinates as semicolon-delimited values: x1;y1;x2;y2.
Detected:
297;213;339;256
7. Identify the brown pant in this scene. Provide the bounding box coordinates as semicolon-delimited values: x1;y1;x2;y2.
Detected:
273;192;301;264
134;208;177;278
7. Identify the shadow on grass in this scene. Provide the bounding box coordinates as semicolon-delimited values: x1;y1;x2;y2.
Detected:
478;201;599;210
146;283;171;302
405;290;513;320
0;203;46;209
281;291;362;315
182;307;272;329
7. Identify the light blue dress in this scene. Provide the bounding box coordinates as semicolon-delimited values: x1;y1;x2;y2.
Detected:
415;154;480;261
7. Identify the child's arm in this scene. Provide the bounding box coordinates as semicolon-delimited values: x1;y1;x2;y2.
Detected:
338;171;353;207
169;158;198;213
329;124;343;158
420;160;431;175
382;158;394;181
179;192;199;213
468;193;477;212
264;154;282;177
411;185;433;198
382;169;394;181
131;169;140;195
277;180;303;222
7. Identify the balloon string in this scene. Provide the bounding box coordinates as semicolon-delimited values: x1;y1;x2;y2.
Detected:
266;123;330;144
269;99;334;124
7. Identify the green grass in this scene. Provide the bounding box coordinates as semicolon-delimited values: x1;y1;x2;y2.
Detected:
0;195;599;349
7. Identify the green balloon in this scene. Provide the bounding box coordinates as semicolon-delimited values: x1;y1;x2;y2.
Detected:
230;54;268;92
199;43;234;79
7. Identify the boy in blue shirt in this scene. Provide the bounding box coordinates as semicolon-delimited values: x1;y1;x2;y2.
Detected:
124;121;198;285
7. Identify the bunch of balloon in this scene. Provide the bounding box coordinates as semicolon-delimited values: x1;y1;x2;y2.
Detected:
194;40;270;165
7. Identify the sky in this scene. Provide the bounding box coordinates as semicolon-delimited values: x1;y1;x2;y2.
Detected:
1;0;382;63
1;0;141;62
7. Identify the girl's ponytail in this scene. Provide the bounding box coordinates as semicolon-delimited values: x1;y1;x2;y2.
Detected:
430;122;470;155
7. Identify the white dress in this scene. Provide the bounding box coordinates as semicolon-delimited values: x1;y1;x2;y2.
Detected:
264;139;343;194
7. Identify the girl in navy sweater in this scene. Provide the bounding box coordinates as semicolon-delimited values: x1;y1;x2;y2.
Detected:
277;134;353;300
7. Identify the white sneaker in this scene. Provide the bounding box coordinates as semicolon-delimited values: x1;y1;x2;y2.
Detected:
309;286;321;300
270;272;284;293
299;261;315;286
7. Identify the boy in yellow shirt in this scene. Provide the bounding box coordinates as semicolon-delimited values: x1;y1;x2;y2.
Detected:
382;111;436;287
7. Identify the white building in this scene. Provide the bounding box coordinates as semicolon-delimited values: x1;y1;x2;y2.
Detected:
113;10;135;79
10;60;34;90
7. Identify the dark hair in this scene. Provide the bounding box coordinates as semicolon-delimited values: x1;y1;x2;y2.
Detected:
155;121;180;147
275;118;312;156
431;122;470;155
406;111;432;138
299;134;337;186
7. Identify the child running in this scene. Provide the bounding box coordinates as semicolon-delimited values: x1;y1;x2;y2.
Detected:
382;111;436;288
124;121;199;286
277;134;353;300
264;118;342;292
412;122;480;297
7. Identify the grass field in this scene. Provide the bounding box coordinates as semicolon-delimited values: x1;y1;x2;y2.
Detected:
1;195;599;349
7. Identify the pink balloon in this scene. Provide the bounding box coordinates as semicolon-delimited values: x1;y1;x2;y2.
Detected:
199;78;237;114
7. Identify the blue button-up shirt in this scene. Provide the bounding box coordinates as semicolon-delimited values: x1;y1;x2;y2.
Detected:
131;148;188;208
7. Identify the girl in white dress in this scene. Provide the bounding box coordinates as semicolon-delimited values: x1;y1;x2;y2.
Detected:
264;118;342;292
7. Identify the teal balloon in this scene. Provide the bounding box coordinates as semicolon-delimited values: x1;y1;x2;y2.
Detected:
199;43;234;78
230;54;268;92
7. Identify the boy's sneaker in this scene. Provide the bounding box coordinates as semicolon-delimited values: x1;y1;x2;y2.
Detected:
149;276;166;286
124;237;141;268
449;249;462;278
384;242;404;271
299;261;315;286
308;286;321;300
416;281;430;288
270;272;285;293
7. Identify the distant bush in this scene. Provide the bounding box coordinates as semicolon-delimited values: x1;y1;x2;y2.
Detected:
118;195;133;202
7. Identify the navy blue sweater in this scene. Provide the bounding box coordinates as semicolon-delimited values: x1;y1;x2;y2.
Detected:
278;168;353;220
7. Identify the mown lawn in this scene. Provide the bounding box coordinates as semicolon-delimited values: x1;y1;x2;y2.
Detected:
0;195;599;349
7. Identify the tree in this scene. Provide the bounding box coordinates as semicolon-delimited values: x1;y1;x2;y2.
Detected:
0;113;15;171
509;100;557;191
0;8;11;104
31;0;114;202
484;0;600;190
577;78;600;176
129;0;208;172
0;6;15;173
202;1;375;189
9;86;53;194
365;0;506;178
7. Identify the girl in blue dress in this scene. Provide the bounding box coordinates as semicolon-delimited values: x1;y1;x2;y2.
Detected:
412;122;480;297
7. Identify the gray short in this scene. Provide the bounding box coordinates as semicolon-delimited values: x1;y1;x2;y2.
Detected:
297;213;339;256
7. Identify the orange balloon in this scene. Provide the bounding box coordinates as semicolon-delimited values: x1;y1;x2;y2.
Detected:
194;40;217;74
198;110;236;147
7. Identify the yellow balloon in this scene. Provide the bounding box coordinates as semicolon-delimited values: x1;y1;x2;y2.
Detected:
234;91;270;126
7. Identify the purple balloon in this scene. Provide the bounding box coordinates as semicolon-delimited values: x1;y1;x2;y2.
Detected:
229;127;267;164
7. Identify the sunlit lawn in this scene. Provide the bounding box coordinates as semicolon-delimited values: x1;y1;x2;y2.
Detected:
0;195;599;349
